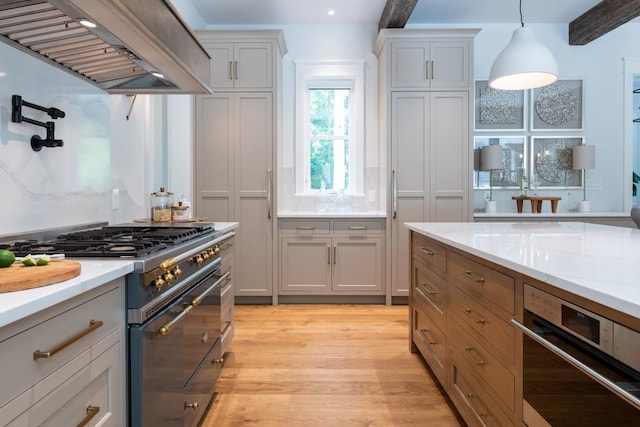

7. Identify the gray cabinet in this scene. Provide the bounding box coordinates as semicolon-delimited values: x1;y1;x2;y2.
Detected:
206;41;273;89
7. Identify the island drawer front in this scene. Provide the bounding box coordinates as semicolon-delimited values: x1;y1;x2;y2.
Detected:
449;317;515;413
448;251;515;317
450;350;513;427
449;286;515;365
413;265;447;331
0;286;121;408
333;219;384;235
413;305;447;386
412;234;447;275
279;220;331;235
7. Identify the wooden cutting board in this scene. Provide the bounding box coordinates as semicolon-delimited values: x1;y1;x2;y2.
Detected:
0;260;81;293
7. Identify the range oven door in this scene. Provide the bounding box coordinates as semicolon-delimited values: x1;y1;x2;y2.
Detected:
513;311;640;426
129;267;228;427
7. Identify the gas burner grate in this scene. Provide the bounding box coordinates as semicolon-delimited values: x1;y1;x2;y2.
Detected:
1;239;168;258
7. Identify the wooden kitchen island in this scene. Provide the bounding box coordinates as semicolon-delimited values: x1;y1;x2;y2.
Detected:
405;222;640;426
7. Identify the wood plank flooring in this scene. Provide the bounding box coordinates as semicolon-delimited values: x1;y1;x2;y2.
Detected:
202;304;463;426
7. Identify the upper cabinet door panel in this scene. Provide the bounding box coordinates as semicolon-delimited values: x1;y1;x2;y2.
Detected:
209;43;234;89
430;41;470;89
234;43;273;89
391;42;429;88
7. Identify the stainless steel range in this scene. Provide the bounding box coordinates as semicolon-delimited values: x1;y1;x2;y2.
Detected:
2;222;235;426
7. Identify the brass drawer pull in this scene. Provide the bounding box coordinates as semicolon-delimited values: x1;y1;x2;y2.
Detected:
464;270;485;283
419;246;436;256
464;345;485;367
296;226;316;230
465;393;488;420
76;405;100;427
419;328;437;345
418;283;436;296
463;308;486;325
33;320;103;360
348;226;367;230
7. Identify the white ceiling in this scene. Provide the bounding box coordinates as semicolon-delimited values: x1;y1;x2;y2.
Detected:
186;0;604;26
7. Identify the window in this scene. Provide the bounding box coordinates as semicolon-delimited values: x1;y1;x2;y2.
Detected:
308;86;351;191
295;61;364;195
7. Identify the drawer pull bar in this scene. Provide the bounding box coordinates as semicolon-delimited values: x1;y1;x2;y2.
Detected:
465;393;488;420
419;246;436;256
464;345;485;366
419;328;437;345
328;246;331;264
76;405;100;427
464;270;485;283
348;226;367;230
33;320;103;360
463;308;486;325
296;226;316;230
418;283;436;295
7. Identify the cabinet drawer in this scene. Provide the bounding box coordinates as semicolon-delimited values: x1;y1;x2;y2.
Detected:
279;220;331;235
450;351;512;427
412;234;447;276
448;251;515;317
332;220;383;235
1;334;121;426
449;286;515;365
413;265;447;331
449;318;514;413
413;306;447;386
0;286;122;408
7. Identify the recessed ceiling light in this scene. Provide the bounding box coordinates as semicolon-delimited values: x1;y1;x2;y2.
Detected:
328;10;335;16
77;18;96;28
151;71;165;79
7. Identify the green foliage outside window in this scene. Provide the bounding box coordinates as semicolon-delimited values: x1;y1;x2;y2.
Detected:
308;88;350;190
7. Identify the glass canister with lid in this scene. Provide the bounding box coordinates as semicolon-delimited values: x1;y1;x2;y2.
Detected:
150;187;174;222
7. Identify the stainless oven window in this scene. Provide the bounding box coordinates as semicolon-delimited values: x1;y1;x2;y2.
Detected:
517;310;640;426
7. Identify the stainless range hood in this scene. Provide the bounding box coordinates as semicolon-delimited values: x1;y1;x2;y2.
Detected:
0;0;212;94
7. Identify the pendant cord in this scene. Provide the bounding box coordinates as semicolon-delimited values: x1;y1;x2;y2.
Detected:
519;0;524;27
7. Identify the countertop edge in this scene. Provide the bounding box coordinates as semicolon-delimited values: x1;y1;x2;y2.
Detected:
278;211;386;219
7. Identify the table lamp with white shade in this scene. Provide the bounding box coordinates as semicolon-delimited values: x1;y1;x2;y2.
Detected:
572;144;595;212
481;144;503;213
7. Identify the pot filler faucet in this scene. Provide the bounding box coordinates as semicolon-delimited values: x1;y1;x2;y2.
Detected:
11;94;65;151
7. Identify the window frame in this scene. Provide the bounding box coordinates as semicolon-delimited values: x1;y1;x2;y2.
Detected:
295;61;365;196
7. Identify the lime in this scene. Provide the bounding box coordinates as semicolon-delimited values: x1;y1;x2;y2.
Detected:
36;255;51;266
0;249;15;268
21;254;36;267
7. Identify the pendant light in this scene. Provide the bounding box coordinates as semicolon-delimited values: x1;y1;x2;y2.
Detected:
489;0;558;90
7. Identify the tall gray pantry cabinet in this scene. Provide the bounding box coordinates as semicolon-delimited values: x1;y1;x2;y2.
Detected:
195;31;286;303
375;29;479;301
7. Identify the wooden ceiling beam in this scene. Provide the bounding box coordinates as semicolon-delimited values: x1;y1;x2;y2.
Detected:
378;0;418;30
569;0;640;45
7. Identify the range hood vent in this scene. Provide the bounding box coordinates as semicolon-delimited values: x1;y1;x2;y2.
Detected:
0;0;212;94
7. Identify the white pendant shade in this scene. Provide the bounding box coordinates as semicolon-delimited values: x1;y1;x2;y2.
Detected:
489;27;558;90
481;144;503;171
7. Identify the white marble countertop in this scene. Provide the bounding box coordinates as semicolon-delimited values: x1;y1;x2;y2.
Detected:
474;212;631;218
278;211;386;218
0;260;134;329
405;222;640;319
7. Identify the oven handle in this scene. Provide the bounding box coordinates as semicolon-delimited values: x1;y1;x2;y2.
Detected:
192;271;230;307
158;270;231;335
511;318;640;410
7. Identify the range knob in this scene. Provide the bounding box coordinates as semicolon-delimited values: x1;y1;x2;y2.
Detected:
202;251;210;261
214;245;221;255
207;248;215;257
154;277;166;291
173;266;182;279
195;255;204;266
164;272;175;285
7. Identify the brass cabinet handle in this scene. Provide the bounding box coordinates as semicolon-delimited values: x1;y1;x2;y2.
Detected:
464;345;485;367
159;305;193;336
418;283;436;296
392;169;397;219
431;60;435;80
76;405;100;427
296;226;316;230
328;246;331;264
419;246;436;256
419;328;437;345
333;245;337;264
425;60;429;79
463;308;486;325
465;393;488;420
185;402;199;410
33;320;103;360
464;270;485;283
267;169;272;219
348;226;367;230
228;61;233;80
234;61;238;80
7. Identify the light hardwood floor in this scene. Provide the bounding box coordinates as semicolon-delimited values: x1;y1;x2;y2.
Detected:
202;304;463;426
